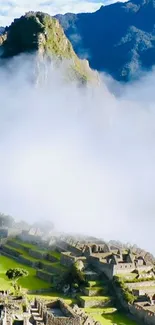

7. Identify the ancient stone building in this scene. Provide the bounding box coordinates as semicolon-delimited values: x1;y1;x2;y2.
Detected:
33;299;81;325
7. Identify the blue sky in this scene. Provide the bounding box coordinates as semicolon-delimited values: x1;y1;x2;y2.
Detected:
0;0;126;26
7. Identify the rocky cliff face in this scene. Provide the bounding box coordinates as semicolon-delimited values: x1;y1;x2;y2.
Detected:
0;11;98;84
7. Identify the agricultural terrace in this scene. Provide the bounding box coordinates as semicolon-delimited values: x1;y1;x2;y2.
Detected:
0;238;64;291
0;238;139;325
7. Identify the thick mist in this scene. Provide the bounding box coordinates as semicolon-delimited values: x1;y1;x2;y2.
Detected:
0;55;155;254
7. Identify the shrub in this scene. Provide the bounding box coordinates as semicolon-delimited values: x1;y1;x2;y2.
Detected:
113;276;136;304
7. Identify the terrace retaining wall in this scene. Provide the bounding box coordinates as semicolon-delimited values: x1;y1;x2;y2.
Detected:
2;245;21;257
29;249;47;260
126;281;155;289
36;270;54;283
129;303;155;325
79;297;112;308
82;287;103;297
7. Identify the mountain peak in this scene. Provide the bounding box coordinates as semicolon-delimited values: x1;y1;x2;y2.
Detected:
0;11;98;83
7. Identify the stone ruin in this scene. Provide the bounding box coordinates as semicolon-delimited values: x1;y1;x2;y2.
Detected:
0;295;30;325
33;298;81;325
0;295;97;325
72;304;101;325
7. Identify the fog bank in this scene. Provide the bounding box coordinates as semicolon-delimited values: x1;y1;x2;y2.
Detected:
0;55;155;254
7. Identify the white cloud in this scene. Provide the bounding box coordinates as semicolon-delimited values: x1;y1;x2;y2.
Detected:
0;0;127;27
0;54;155;254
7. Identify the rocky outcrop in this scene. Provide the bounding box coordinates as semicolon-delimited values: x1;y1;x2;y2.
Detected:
0;11;98;84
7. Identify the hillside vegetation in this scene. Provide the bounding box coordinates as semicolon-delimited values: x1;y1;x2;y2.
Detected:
0;11;98;84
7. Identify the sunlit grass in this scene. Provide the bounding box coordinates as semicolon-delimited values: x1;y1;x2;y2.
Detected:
0;255;51;290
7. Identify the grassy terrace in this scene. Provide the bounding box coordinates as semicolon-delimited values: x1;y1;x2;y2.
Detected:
134;285;155;290
11;239;37;249
9;239;61;260
0;255;51;290
80;296;110;301
117;273;137;280
88;280;103;287
85;286;104;291
48;251;61;260
4;244;40;262
28;292;76;305
1;239;67;292
85;308;138;325
1;239;139;325
3;242;65;270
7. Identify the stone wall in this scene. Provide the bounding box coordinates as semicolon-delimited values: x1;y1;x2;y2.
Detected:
18;233;42;244
18;255;38;267
60;252;86;268
36;270;54;283
114;264;152;275
2;245;21;258
73;305;101;325
7;240;29;253
88;256;114;279
88;255;153;280
1;250;38;268
7;228;22;237
129;303;155;325
137;266;153;273
113;263;135;274
79;297;111;308
0;228;21;240
60;252;77;267
47;255;58;263
84;270;99;281
82;287;103;297
34;299;81;325
133;288;155;296
40;263;63;274
126;281;155;290
29;249;47;260
114;282;155;325
57;241;83;257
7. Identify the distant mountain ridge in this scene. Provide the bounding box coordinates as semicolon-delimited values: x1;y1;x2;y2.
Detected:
56;0;155;81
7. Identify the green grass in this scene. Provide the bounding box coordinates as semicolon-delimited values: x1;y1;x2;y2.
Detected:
85;286;103;291
11;239;37;249
85;307;117;314
85;308;138;325
49;251;61;260
88;281;103;287
4;244;65;270
134;285;155;290
117;273;137;280
0;255;51;290
4;244;40;262
80;296;110;301
28;292;76;305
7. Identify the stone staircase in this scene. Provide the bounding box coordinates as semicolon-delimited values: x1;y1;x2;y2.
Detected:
30;305;44;325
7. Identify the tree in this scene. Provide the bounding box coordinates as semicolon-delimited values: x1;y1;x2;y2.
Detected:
54;261;88;293
6;268;29;289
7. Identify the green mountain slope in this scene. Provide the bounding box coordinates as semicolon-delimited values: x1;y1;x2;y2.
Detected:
0;11;98;83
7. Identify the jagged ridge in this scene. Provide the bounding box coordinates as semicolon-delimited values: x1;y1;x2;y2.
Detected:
0;11;98;83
